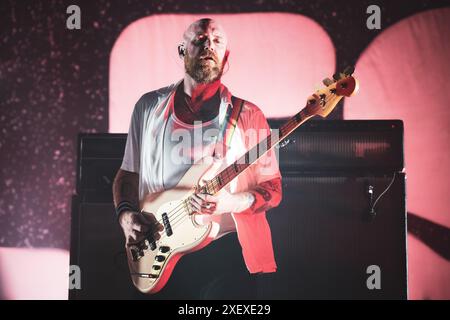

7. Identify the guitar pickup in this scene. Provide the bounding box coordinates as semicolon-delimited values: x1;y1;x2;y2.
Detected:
162;212;173;236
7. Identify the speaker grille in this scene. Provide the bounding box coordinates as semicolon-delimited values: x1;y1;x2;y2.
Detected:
257;173;407;299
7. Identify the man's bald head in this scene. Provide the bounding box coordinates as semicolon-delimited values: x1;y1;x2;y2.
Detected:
180;18;229;84
182;18;228;47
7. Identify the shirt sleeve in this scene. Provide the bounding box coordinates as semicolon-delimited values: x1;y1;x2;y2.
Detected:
239;104;283;214
250;108;282;185
120;97;144;174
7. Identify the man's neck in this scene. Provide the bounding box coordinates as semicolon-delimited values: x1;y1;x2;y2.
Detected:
183;75;221;112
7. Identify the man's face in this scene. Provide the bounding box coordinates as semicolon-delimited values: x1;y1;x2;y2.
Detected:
183;20;228;84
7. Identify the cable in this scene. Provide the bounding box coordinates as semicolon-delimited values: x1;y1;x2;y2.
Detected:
370;172;396;216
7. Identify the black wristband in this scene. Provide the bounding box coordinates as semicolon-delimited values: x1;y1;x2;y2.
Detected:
115;201;138;220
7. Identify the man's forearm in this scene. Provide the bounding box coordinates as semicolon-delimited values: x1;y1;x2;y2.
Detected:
112;169;140;209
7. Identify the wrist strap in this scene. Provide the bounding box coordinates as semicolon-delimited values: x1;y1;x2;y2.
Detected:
115;201;138;220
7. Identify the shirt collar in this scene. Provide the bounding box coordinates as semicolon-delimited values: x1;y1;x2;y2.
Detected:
163;79;233;119
173;79;232;104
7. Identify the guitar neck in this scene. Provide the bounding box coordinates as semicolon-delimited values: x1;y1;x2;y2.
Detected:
202;108;314;195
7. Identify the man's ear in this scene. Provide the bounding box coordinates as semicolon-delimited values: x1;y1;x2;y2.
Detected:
178;43;186;58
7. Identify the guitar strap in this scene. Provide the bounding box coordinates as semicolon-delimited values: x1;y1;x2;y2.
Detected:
213;96;244;159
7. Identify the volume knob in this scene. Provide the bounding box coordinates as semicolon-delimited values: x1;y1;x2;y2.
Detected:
159;246;170;253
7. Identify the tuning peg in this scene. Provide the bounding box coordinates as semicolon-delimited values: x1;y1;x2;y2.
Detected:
322;78;334;86
343;66;355;76
332;66;355;81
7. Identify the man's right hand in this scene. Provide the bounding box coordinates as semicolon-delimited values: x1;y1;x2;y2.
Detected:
119;211;164;246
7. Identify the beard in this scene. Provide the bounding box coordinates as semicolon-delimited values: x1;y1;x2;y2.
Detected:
184;52;225;84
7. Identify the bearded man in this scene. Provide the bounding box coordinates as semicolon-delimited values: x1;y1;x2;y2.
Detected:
113;18;282;299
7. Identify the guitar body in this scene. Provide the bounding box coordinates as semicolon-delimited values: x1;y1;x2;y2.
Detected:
127;159;220;294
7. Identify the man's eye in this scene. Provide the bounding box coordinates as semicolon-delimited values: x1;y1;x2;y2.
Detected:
193;37;205;45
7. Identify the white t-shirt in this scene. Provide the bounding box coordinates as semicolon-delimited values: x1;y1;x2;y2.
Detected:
161;109;220;190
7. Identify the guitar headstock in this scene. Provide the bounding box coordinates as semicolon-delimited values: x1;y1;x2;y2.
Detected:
304;66;359;118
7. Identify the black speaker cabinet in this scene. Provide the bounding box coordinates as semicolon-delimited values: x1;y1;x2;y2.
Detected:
257;173;407;299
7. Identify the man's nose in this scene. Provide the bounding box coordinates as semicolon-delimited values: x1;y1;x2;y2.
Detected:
203;37;214;51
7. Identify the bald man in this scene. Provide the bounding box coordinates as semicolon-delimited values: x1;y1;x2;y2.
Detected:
113;18;282;298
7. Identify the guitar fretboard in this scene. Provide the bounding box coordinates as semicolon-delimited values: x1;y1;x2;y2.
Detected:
201;108;311;194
